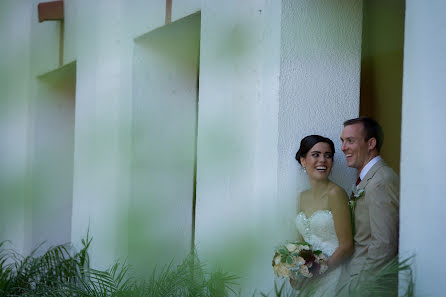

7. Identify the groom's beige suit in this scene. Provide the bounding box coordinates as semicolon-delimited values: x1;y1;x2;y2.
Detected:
340;158;399;288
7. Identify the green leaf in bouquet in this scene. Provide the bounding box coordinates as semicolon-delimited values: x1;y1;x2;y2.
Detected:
278;249;288;255
313;250;322;255
280;257;286;263
286;256;293;264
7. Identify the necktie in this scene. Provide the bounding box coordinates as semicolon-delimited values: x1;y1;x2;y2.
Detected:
351;177;361;200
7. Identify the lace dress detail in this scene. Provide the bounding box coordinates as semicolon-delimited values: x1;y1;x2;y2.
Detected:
295;210;342;297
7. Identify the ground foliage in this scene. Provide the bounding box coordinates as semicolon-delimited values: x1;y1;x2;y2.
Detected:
0;234;238;297
0;235;413;297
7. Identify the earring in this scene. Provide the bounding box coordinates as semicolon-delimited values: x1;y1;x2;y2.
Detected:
303;167;307;173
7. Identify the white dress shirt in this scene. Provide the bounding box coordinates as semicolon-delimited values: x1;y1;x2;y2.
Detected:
359;155;382;180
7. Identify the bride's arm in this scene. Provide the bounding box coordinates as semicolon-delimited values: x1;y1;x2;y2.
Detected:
327;187;354;271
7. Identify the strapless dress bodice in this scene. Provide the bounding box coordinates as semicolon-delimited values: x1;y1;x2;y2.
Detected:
294;210;342;297
295;210;339;257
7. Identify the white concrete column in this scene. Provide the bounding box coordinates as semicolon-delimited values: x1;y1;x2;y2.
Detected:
195;0;282;293
129;13;201;273
399;1;446;296
71;0;131;268
0;0;32;253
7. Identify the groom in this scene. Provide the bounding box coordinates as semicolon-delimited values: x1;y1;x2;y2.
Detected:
338;117;399;290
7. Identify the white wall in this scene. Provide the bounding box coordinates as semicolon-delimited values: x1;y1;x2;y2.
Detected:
195;0;363;294
30;0;60;76
0;0;32;253
278;0;362;240
171;0;200;22
399;1;446;296
1;1;366;294
70;0;131;268
31;64;76;251
195;0;282;293
130;13;200;272
70;0;204;268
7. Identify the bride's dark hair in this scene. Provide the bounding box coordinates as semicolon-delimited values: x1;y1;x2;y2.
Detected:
295;135;335;165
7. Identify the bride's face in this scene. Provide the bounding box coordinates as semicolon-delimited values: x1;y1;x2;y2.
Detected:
300;142;333;180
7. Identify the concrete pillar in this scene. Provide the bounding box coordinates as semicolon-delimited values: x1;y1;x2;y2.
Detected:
129;12;201;272
0;0;32;254
70;0;131;268
399;1;446;296
195;0;282;293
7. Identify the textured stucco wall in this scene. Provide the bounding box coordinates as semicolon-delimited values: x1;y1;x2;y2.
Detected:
195;0;363;293
0;0;32;254
399;1;446;296
1;1;366;291
278;0;363;239
0;0;203;266
70;0;203;268
30;0;60;76
172;0;201;22
130;13;200;272
195;0;282;293
31;64;76;251
63;0;77;64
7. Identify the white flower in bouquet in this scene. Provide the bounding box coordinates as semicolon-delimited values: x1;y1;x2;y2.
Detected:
286;243;298;252
300;244;311;250
299;264;312;278
273;262;291;278
296;256;305;265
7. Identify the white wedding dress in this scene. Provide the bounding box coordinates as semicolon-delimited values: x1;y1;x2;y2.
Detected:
295;210;342;297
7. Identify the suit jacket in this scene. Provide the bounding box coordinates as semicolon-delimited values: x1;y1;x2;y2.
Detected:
340;159;399;286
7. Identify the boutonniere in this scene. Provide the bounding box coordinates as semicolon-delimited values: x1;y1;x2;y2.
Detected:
349;186;365;234
348;187;365;210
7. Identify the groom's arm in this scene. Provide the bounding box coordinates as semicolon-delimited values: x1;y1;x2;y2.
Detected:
366;174;400;267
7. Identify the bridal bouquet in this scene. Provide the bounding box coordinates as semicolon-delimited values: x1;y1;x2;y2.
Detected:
272;241;328;280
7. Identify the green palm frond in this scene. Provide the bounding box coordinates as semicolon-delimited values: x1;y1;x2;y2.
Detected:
0;237;91;297
207;268;239;297
343;256;414;297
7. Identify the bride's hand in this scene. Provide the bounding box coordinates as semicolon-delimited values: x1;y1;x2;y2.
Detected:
289;277;305;290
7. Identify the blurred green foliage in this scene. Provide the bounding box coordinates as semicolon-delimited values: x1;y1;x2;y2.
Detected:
0;233;414;297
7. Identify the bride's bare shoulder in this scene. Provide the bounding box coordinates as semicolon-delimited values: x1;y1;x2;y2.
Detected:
328;182;348;200
297;189;311;209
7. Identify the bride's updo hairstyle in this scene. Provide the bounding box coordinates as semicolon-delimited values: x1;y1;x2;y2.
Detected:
295;135;335;165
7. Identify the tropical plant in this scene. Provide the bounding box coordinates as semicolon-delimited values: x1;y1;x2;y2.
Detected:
0;232;92;297
0;235;239;297
340;256;414;297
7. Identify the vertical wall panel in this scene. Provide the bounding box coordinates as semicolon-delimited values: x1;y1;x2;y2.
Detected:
32;63;76;250
131;13;200;272
278;0;363;239
399;1;446;296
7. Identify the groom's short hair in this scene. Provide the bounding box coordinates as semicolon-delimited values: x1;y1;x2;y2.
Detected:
343;117;384;152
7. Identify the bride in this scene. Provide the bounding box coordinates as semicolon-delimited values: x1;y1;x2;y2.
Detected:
293;135;353;296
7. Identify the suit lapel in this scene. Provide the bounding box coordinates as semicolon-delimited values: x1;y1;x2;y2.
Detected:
357;159;386;190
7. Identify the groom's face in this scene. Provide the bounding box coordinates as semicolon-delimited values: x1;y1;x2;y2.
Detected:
341;123;370;171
